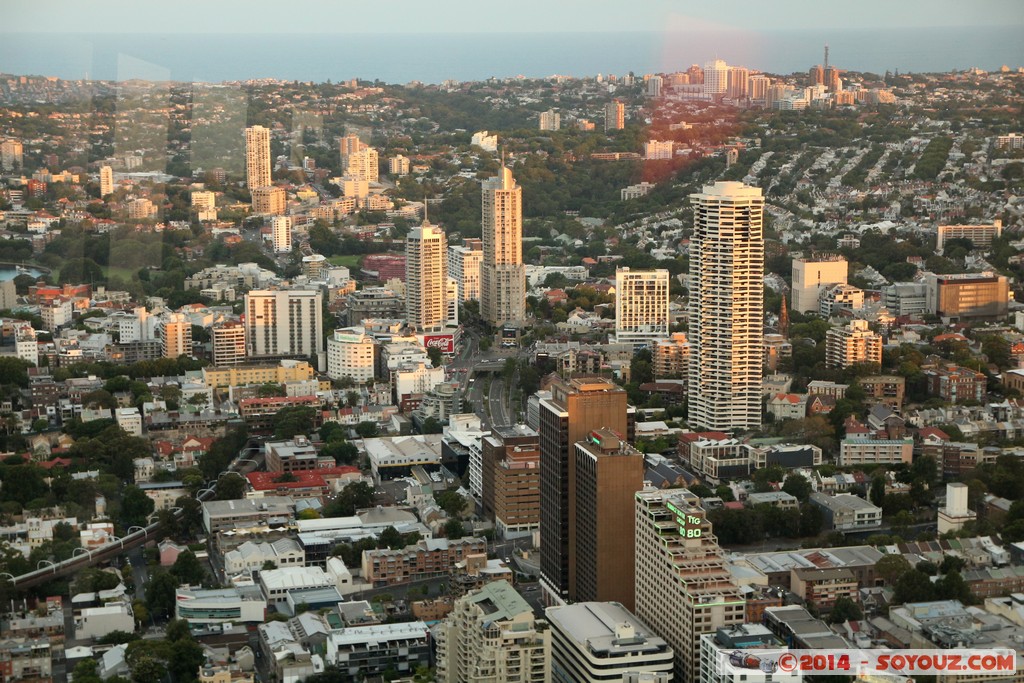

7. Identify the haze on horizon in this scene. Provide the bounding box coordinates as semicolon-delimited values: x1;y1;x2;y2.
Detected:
3;0;1022;35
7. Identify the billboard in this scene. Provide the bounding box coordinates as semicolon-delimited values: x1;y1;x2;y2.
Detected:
423;334;455;354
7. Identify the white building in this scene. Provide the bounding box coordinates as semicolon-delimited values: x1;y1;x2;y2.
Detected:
75;603;134;640
615;268;670;346
546;602;674;683
435;581;551;683
41;299;73;332
448;241;483;302
938;482;976;534
272;216;293;253
644;140;674;160
175;586;267;624
259;566;334;605
211;321;247;366
244;289;324;366
405;221;448;333
470;131;498;152
388;155;410;176
539;109;561;131
224;539;305;576
825;319;882;369
791;255;848;314
688;181;764;431
326;328;376;384
703;59;729;96
345;147;379;183
393;362;445;403
115;407;142;437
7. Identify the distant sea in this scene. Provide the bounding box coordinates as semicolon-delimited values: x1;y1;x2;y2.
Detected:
1;27;1023;84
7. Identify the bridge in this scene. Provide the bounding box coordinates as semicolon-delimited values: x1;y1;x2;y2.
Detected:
4;444;263;591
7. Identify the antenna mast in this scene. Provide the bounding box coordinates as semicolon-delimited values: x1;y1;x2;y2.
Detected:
824;44;830;71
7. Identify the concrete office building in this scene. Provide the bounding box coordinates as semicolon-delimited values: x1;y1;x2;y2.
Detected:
703;59;729;96
634;490;745;683
614;268;670;346
244;289;324;365
388;154;410;176
688;181;764;431
405;220;448;333
547;602;673;683
604;100;625;132
791;255;848;313
326;327;376;384
539;109;561;131
245;125;272;190
435;581;551;683
448;239;483;302
480;165;525;327
926;272;1009;321
539;377;634;607
936;220;1002;251
572;428;645;610
251;185;286;215
271;216;292;253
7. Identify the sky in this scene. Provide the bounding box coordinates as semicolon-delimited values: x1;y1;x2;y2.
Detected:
3;0;1023;34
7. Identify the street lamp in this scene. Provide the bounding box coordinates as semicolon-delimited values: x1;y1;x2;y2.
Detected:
128;526;147;539
73;547;92;560
37;560;56;573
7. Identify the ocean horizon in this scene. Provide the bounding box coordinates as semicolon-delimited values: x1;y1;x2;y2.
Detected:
1;27;1022;85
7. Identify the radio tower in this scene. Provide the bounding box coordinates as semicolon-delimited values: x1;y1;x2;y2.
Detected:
824;44;830;71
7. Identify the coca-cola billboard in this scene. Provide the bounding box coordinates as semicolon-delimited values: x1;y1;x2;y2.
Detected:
423;334;455;354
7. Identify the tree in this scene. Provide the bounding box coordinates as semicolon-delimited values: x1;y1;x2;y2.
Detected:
215;472;246;500
121;485;155;528
436;489;467;518
444;518;466;539
355;421;379;438
145;570;178;619
421;417;443;434
782;473;812;502
321;440;359;465
799;502;823;537
893;568;937;605
378;526;406;550
171;550;206;586
875;554;912;585
870;474;886;508
273;406;316;439
323;481;375;517
827;596;864;624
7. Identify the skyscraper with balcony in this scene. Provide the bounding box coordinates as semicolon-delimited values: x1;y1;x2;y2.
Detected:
244;289;325;368
405;220;448;333
245;125;272;190
688;181;764;431
448;239;483;302
100;165;114;197
634;489;745;682
480;165;525;327
538;377;634;607
614;268;670;346
703;60;729;97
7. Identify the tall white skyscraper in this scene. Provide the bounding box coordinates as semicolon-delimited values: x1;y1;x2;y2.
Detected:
688;181;764;431
481;165;525;327
245;125;272;190
614;268;670;345
100;165;114;197
703;59;729;97
539;109;561;131
244;289;325;367
405;220;448;333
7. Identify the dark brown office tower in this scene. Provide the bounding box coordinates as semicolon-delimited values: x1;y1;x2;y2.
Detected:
538;376;634;606
573;428;644;611
809;64;824;86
